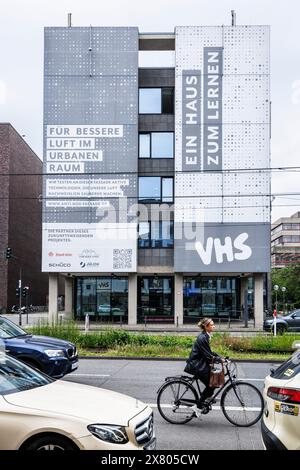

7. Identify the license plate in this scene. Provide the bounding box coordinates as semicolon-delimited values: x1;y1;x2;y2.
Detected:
144;438;156;450
71;361;78;370
275;402;299;416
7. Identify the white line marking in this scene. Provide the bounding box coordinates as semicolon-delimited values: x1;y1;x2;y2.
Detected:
148;404;262;411
239;378;265;382
69;374;110;377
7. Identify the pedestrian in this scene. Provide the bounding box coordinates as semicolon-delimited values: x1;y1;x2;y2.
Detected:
184;317;223;407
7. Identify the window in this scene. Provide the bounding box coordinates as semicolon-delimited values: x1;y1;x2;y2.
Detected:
138;221;174;248
282;223;300;231
138;177;173;203
139;132;174;158
139;88;161;113
139;88;174;114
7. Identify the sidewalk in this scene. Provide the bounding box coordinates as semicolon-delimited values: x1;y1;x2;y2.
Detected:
3;312;266;336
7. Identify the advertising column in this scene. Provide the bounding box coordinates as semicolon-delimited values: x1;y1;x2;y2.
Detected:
42;27;138;273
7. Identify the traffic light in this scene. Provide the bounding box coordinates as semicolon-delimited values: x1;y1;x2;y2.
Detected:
22;287;29;298
5;247;12;259
15;288;20;298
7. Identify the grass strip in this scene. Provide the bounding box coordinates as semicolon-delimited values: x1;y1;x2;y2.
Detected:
27;322;299;360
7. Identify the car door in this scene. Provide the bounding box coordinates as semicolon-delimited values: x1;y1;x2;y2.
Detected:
292;311;300;331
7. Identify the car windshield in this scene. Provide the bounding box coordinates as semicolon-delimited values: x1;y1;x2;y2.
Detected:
0;317;28;339
0;353;53;395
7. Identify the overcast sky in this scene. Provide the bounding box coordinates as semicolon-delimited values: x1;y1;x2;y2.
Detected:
1;0;300;222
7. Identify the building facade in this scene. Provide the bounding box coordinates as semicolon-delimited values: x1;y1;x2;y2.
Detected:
43;25;271;328
271;212;300;268
0;123;48;312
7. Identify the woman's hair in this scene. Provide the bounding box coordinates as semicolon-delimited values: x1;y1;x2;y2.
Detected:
198;318;213;331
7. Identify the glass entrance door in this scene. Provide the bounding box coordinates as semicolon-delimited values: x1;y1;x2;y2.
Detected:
137;276;174;323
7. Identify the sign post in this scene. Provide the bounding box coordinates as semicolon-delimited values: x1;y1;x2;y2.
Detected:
273;285;279;337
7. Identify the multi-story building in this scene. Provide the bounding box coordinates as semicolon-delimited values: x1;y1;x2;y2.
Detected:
271;212;300;268
43;24;271;328
0;123;48;312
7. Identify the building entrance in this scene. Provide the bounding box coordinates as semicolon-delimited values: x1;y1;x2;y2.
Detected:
137;276;174;323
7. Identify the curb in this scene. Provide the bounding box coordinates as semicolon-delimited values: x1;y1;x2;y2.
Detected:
78;356;284;363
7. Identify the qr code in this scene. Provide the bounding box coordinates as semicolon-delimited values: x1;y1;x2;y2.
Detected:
113;249;133;269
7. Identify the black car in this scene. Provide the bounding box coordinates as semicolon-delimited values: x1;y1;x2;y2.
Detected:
263;309;300;334
0;316;78;377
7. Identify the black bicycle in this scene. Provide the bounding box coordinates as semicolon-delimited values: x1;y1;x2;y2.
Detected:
157;359;264;427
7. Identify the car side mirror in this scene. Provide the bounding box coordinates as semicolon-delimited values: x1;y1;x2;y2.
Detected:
291;313;296;318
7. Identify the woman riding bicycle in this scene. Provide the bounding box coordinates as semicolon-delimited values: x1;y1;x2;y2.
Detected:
184;317;223;406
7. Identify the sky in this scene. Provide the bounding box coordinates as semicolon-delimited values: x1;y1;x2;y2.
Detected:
1;0;300;222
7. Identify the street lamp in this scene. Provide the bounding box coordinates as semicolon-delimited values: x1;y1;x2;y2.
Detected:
281;286;287;314
273;285;279;336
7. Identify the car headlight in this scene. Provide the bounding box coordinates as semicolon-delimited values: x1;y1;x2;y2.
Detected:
87;424;128;444
44;349;65;358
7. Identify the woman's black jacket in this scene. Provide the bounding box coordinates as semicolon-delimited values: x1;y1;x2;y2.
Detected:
184;332;221;381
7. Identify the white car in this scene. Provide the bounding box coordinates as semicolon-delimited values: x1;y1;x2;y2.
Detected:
0;353;155;450
262;349;300;450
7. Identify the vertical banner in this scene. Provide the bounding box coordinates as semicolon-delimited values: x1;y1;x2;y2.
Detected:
182;70;201;171
43;27;139;272
203;47;223;171
175;26;270;272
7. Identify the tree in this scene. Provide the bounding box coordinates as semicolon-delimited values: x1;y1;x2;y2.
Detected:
272;264;300;310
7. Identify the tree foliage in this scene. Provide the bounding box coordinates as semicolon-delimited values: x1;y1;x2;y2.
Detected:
272;264;300;309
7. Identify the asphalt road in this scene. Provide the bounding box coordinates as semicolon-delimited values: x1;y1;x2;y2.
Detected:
63;359;278;450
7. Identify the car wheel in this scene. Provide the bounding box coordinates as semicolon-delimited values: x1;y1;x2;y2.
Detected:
23;435;77;451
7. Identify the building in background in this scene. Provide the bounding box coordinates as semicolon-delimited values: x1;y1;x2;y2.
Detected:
271;212;300;268
43;24;271;328
0;123;48;312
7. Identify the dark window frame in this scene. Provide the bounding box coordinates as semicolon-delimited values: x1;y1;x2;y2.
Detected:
138;87;175;115
138;220;174;248
138;176;174;203
139;131;174;159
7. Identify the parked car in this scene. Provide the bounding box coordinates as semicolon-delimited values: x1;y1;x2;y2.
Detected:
97;304;111;314
263;309;300;335
0;353;155;450
0;316;78;378
261;349;300;450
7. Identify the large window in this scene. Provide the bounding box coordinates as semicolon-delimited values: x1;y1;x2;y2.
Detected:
76;277;128;322
183;277;239;323
139;88;174;114
139;132;174;159
138;221;174;248
138;177;173;203
137;276;174;322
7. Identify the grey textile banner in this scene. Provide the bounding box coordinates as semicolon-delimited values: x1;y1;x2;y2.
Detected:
182;70;201;171
203;47;223;171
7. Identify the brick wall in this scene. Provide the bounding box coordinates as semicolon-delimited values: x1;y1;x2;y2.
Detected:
0;125;10;311
0;124;48;310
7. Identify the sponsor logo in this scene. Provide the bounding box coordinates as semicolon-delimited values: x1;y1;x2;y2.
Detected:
80;261;100;269
48;252;54;257
48;262;71;268
54;252;73;257
195;232;252;265
79;249;99;259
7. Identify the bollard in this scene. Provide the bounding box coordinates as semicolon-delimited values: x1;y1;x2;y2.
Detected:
85;313;90;334
176;316;179;328
144;316;147;328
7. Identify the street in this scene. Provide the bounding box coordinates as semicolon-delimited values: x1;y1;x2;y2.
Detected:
63;359;276;450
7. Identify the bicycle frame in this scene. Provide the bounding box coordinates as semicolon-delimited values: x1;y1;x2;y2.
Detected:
163;361;237;407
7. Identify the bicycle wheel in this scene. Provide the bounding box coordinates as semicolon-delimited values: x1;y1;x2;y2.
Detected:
221;381;264;427
157;380;198;424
